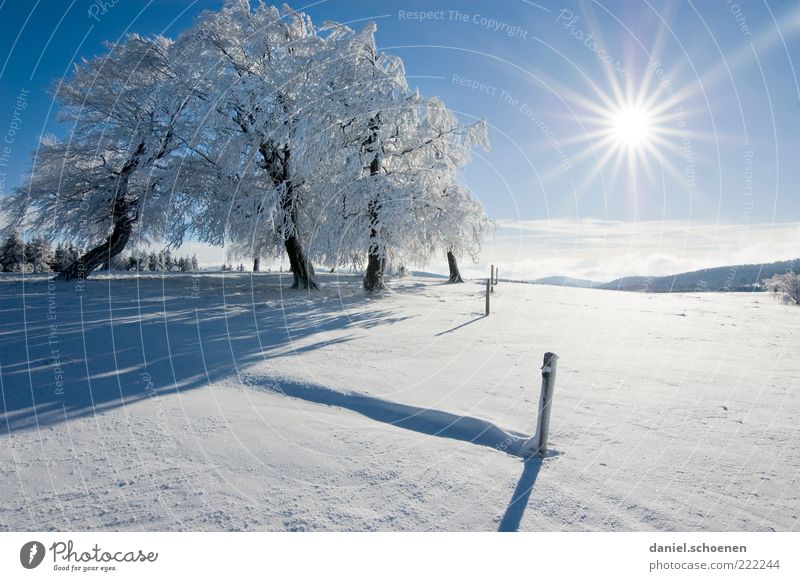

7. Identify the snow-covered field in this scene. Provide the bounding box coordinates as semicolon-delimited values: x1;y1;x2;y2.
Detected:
1;272;797;531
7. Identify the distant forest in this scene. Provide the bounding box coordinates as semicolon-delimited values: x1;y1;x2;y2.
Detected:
598;259;799;292
528;258;799;293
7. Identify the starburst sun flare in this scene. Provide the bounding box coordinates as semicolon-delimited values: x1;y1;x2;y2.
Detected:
610;105;654;149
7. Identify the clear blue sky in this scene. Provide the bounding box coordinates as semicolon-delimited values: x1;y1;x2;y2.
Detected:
1;0;799;276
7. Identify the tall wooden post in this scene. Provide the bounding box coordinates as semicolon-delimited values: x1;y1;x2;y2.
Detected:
520;352;558;457
495;267;498;285
491;265;495;292
485;277;490;315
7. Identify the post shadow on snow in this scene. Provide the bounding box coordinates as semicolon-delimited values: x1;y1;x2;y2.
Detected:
498;457;543;532
497;450;559;532
250;377;529;456
0;276;414;434
435;315;486;336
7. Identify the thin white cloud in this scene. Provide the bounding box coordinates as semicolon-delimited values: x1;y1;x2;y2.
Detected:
459;219;800;282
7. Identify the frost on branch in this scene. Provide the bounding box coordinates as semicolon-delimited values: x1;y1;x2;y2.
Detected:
7;34;195;280
765;273;800;305
7;0;492;292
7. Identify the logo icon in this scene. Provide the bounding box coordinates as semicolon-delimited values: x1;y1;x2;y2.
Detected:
20;541;45;569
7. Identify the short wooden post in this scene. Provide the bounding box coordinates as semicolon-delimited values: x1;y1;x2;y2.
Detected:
494;267;498;285
491;265;495;292
520;352;558;457
485;277;490;315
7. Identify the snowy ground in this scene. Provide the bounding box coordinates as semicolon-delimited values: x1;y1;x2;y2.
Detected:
0;271;798;531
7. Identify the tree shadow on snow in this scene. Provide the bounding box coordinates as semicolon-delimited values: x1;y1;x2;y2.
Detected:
0;275;414;433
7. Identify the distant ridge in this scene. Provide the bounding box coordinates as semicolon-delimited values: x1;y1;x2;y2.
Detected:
531;258;798;293
531;275;595;288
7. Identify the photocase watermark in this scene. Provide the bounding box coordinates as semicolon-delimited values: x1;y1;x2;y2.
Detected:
142;371;170;428
398;9;529;39
723;150;756;291
449;74;573;173
87;0;121;23
47;279;66;398
74;191;93;291
494;436;516;453
0;88;29;197
33;539;159;573
725;0;752;37
555;9;629;78
638;275;656;293
450;74;574;173
190;272;201;299
451;74;500;97
498;88;573;173
20;541;46;569
742;149;754;224
140;369;185;465
652;59;696;200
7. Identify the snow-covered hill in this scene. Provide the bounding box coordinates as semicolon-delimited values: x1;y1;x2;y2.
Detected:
1;273;797;531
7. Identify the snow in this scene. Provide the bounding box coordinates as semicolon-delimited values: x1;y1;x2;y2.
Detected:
1;272;798;531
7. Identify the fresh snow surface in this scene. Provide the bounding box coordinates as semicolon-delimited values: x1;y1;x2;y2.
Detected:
1;272;798;531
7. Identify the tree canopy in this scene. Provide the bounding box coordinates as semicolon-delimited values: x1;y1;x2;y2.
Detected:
6;0;493;289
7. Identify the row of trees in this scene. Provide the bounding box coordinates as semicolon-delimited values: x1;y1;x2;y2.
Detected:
123;251;200;273
1;230;82;273
0;230;199;273
6;0;492;291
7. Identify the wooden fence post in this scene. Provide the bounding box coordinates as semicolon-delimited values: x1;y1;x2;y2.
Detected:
495;267;498;286
520;352;558;457
491;265;495;292
485;277;490;315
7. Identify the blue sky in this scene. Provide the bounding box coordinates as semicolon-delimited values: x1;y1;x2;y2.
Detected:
1;0;799;278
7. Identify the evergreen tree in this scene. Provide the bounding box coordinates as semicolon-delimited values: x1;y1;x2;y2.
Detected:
1;231;26;272
53;243;65;272
109;252;129;270
26;236;54;272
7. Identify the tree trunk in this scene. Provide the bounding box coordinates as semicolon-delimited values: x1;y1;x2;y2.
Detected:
362;119;386;292
57;218;133;281
363;248;385;291
284;235;318;290
363;199;386;291
253;256;260;272
262;143;318;290
280;205;317;290
57;148;142;282
447;250;464;283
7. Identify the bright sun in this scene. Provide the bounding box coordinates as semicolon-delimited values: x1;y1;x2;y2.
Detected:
611;106;653;148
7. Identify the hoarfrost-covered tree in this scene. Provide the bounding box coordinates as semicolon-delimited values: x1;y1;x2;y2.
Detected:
766;272;800;305
8;1;490;292
300;22;492;290
170;2;490;291
166;1;348;289
7;33;194;281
